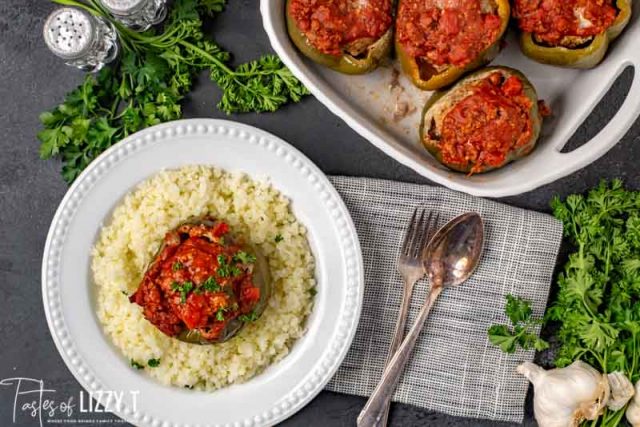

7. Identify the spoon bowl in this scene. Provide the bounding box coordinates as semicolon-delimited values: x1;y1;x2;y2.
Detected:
425;212;484;288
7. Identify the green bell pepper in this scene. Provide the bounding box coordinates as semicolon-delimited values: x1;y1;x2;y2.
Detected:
285;0;393;75
396;0;511;91
518;0;632;69
420;66;544;174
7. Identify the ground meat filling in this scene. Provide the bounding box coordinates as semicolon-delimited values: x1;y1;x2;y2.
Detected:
396;0;502;68
513;0;618;46
129;220;261;341
438;72;534;173
288;0;393;56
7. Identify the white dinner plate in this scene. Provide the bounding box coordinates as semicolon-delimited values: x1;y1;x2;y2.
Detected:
261;1;640;197
41;119;364;427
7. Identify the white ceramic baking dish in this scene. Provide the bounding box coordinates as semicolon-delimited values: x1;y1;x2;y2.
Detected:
261;1;640;197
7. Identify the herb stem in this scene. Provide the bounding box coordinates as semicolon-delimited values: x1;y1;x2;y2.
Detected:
178;40;234;74
52;0;99;14
110;95;121;116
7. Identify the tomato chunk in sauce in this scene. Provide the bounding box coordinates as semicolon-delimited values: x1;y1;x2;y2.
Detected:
513;0;618;45
396;0;503;67
288;0;393;56
129;220;262;341
439;72;535;173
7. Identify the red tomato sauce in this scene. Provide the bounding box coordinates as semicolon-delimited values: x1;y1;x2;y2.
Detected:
513;0;618;45
288;0;393;56
396;0;502;67
439;72;534;173
129;220;261;341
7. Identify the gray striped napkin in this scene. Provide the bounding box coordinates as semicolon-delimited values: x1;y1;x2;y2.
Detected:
325;176;563;423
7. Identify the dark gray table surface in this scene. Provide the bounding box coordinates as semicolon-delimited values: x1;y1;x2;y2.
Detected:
1;1;638;426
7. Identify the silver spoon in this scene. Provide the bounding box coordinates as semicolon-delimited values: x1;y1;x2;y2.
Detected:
357;212;484;426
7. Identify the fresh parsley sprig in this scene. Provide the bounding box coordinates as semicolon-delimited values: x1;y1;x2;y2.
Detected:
39;0;309;183
549;180;640;426
488;295;548;354
238;311;258;322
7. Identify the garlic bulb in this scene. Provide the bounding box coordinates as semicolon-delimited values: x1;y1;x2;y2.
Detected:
517;361;610;427
626;380;640;426
607;371;634;411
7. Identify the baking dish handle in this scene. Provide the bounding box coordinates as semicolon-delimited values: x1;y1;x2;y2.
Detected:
547;59;640;172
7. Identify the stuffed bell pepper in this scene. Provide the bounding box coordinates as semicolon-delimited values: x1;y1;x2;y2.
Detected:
395;0;510;91
286;0;393;74
513;0;632;68
420;67;550;174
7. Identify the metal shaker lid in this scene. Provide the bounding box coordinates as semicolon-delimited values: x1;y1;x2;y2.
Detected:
98;0;146;15
43;8;95;60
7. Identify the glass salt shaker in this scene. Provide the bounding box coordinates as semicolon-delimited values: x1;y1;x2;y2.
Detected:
98;0;167;32
43;7;118;73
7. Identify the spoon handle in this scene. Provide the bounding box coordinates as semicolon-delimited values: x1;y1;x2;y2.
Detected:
357;286;444;427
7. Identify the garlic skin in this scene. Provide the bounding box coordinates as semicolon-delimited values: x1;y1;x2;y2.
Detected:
607;371;634;411
517;361;610;427
626;380;640;426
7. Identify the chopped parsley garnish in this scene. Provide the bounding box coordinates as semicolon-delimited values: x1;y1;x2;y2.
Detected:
202;276;221;292
172;261;184;271
215;308;226;322
172;281;194;304
216;254;231;277
274;234;284;243
239;311;259;322
308;287;318;297
147;358;161;368
233;251;256;264
131;360;144;370
121;290;128;296
230;266;243;277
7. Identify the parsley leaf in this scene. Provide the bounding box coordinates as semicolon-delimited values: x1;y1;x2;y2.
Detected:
202;276;220;292
215;308;225;322
147;358;161;368
238;311;259;322
172;261;184;271
488;325;519;354
505;294;533;325
233;251;256;264
131;360;144;370
172;281;194;303
216;254;230;277
274;234;284;243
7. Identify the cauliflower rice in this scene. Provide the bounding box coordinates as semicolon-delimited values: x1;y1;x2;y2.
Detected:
92;165;316;390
